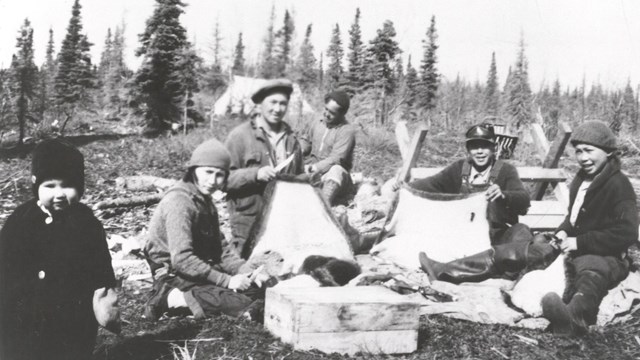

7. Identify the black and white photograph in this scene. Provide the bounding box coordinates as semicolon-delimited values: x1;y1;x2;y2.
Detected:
1;0;640;359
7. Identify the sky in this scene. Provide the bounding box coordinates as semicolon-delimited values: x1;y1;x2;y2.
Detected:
0;0;639;90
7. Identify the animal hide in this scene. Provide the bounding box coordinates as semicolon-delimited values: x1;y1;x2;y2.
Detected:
370;187;492;269
245;180;355;275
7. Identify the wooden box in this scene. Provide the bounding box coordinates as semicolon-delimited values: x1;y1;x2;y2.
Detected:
264;285;421;355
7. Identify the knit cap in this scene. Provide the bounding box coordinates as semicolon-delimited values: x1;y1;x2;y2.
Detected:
186;138;231;170
324;90;350;113
570;120;617;151
32;139;85;197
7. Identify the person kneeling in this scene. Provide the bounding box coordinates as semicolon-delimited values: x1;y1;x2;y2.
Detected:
144;139;268;321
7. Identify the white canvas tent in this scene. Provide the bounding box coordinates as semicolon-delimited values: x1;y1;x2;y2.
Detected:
213;76;315;117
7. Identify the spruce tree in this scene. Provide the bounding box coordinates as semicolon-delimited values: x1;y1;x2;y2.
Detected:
133;0;200;130
54;0;94;113
504;34;533;130
295;24;317;91
344;8;365;92
620;80;638;133
98;28;113;87
418;16;439;110
36;28;57;119
326;24;344;91
404;55;419;108
232;32;245;75
259;5;278;78
202;20;226;93
274;10;294;77
11;19;38;145
547;79;562;135
101;23;129;109
484;52;499;117
364;20;400;94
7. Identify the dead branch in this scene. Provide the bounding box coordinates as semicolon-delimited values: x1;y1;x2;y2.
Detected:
93;193;163;210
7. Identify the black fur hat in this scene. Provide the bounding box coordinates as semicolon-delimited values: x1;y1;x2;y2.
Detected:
32;139;85;197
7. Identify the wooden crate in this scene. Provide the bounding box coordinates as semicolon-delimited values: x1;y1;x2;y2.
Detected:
265;285;421;355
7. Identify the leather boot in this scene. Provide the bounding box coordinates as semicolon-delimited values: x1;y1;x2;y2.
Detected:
418;250;497;284
144;280;173;320
542;271;608;336
322;180;341;206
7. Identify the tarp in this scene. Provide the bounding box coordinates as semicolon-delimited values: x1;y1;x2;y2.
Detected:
244;180;355;275
213;75;314;117
370;186;492;270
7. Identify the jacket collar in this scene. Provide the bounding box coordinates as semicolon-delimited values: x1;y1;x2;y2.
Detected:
573;156;621;193
250;117;292;141
321;118;347;129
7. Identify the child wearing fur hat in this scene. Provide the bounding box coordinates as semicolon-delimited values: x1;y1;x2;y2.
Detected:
541;120;639;335
0;139;120;360
144;138;269;321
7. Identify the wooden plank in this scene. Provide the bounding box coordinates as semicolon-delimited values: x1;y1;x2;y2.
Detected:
395;120;411;162
398;126;428;182
528;200;567;215
293;329;418;355
530;123;550;161
534;122;572;200
521;214;566;231
411;166;567;183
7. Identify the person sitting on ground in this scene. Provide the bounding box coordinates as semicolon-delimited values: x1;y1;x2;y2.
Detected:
144;139;269;321
0;139;120;360
225;79;303;254
300;90;357;206
410;123;532;245
540;120;638;336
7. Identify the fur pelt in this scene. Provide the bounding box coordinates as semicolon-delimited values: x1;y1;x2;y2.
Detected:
299;255;361;286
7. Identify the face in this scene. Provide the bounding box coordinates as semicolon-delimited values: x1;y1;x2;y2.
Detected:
194;166;227;194
466;140;496;168
259;92;289;126
323;100;345;125
574;143;610;176
37;179;79;212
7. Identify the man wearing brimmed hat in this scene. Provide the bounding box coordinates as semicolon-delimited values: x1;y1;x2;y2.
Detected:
300;90;356;206
540;121;638;336
225;79;303;254
410;123;531;245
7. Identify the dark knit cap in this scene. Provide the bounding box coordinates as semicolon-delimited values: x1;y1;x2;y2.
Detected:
186;138;231;170
324;90;350;113
32;139;85;196
251;79;294;104
571;120;617;151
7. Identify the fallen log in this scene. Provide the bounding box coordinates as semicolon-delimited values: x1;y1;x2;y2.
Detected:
115;175;176;192
93;193;163;210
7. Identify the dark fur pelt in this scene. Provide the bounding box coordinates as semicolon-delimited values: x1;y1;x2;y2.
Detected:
562;254;577;303
300;255;361;286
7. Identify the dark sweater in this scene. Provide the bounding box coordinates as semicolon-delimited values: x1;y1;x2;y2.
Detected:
0;200;115;360
410;158;531;226
556;157;638;256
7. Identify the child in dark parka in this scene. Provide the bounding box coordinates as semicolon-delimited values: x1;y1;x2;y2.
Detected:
0;139;119;360
542;120;639;335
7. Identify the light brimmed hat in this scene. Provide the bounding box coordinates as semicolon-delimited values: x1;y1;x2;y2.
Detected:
251;79;293;104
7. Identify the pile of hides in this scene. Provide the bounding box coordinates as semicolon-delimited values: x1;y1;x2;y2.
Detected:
364;185;640;328
370;187;492;269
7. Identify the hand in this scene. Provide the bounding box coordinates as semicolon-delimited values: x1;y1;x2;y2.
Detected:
257;166;277;182
252;271;270;288
555;231;568;241
560;237;578;253
228;274;252;291
485;184;504;202
305;164;317;174
391;180;405;192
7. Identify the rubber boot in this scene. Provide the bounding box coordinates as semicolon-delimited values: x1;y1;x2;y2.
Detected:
322;180;341;206
542;271;608;336
418;250;497;284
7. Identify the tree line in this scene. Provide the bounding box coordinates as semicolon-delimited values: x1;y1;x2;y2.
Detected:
0;0;638;146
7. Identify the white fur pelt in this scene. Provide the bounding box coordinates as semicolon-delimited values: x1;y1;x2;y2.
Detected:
370;189;492;270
